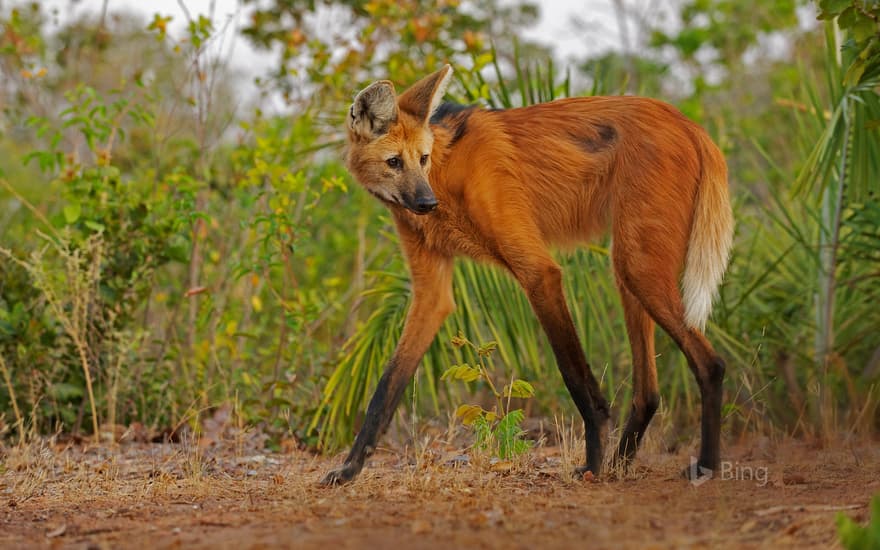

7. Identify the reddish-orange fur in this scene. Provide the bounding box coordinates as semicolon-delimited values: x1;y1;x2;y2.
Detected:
324;66;733;485
399;98;700;260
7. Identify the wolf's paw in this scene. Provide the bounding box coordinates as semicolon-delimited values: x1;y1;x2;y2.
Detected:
574;464;600;482
320;463;361;486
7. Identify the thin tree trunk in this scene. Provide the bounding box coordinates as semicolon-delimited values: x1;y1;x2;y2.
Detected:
815;98;850;439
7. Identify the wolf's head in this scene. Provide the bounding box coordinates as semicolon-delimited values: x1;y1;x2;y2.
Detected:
345;65;453;215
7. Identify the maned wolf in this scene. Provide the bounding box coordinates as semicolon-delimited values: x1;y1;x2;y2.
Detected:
323;65;733;485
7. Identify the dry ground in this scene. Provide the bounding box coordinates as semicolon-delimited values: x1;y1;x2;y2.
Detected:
1;432;878;549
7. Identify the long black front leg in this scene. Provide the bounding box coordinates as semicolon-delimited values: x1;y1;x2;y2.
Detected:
321;243;454;485
321;357;413;484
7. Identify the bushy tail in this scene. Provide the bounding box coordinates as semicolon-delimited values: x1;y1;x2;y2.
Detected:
682;132;734;331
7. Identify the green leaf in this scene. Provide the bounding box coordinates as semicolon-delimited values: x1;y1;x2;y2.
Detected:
441;364;482;382
819;0;854;18
837;7;858;30
63;202;81;224
494;409;532;459
844;57;867;86
503;379;535;399
266;397;295;409
0;319;16;336
837;495;880;549
852;18;878;42
477;341;497;356
167;234;190;262
84;220;105;232
473;52;493;70
50;382;84;401
497;409;524;434
99;165;120;179
672;27;709;57
455;404;485;426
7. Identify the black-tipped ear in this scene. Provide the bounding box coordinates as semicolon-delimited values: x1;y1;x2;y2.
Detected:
348;80;398;139
397;65;453;123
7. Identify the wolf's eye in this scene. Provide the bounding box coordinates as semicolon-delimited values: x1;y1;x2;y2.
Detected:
420;154;429;167
386;157;402;169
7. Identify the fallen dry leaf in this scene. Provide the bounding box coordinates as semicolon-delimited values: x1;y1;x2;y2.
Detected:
489;460;513;473
46;525;66;538
754;504;863;517
783;473;807;485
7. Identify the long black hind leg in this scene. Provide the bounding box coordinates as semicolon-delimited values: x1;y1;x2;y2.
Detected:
613;282;660;470
615;257;725;478
507;252;610;476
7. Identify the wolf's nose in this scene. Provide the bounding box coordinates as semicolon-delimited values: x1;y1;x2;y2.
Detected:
415;196;438;213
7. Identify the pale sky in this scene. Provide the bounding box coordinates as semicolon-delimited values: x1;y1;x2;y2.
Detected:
28;0;648;111
38;0;636;71
26;0;816;111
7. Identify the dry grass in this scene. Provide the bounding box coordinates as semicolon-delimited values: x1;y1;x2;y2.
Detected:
1;427;878;549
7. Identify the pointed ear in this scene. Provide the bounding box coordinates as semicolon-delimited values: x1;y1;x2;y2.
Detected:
349;80;398;139
397;65;453;123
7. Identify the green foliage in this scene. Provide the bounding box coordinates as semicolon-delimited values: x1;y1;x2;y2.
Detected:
0;5;350;442
651;0;799;61
443;364;483;383
782;20;880;432
797;16;880;200
491;409;531;459
0;76;191;437
456;40;571;108
442;334;534;460
239;0;546;106
819;0;880;86
837;495;880;550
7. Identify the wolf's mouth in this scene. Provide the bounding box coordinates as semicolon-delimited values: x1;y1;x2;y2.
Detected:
367;188;397;207
368;189;438;215
407;200;438;215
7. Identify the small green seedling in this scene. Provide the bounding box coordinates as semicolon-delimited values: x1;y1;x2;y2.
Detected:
837;494;880;550
442;332;535;459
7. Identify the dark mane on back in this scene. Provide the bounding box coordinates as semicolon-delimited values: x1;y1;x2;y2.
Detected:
430;102;476;123
430;102;476;146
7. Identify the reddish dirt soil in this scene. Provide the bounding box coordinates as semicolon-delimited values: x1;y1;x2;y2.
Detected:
1;436;878;549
